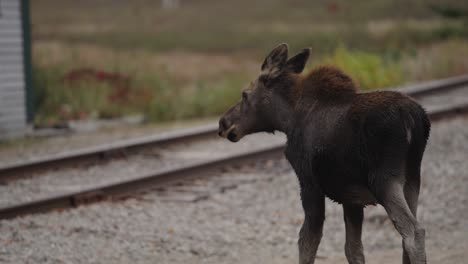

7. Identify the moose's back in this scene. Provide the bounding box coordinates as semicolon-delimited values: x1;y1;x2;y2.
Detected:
285;90;430;205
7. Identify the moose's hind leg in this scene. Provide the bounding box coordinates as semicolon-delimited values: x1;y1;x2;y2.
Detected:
343;204;365;264
376;180;426;264
403;171;421;264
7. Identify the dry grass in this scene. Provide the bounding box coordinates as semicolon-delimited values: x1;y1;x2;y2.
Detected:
402;39;468;81
31;0;468;53
33;41;259;84
30;0;468;126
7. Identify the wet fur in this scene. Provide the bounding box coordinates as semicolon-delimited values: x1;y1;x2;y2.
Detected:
286;66;430;205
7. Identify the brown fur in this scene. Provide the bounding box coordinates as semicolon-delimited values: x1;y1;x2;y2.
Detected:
299;66;357;101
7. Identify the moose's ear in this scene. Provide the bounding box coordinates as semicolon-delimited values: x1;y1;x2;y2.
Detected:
261;43;289;72
286;48;311;73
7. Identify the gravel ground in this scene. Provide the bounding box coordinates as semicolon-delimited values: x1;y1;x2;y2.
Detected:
0;116;467;263
0;133;285;207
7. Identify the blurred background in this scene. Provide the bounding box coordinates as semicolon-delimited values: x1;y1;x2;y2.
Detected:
28;0;468;129
1;1;468;263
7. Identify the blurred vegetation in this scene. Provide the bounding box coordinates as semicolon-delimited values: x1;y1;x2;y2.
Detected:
30;0;468;126
32;64;247;126
317;46;403;90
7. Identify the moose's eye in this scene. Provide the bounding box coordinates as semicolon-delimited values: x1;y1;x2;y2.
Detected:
259;75;268;84
242;91;248;101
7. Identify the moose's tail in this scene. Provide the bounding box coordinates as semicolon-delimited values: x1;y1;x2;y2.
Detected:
405;102;431;193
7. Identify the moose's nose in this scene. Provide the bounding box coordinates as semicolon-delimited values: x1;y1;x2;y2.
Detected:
218;117;230;137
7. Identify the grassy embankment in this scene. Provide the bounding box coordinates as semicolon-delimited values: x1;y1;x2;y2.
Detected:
31;0;468;126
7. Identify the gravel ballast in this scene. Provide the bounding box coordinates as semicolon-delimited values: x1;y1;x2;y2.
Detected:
0;133;285;207
0;116;467;264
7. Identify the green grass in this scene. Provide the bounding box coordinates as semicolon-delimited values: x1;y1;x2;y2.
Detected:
33;66;138;126
318;46;404;90
32;64;247;126
30;0;468;126
32;39;468;127
31;46;405;126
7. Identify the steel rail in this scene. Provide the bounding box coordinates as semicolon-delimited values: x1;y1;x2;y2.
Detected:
1;74;467;181
388;74;468;97
0;124;217;181
1;100;468;219
0;143;284;219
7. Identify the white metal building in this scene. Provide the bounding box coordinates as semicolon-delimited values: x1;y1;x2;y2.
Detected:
0;0;32;139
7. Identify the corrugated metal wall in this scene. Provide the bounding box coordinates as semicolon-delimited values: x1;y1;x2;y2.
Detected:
0;0;27;139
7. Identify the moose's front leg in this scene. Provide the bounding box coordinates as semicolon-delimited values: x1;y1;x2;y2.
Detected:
343;204;365;264
298;186;325;264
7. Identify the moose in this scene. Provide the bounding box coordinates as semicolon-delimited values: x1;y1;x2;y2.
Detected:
218;44;430;264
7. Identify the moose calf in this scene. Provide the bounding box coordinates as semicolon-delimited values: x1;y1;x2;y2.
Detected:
218;44;430;264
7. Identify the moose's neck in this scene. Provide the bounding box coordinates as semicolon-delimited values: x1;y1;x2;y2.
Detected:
274;66;358;137
270;101;295;135
268;90;304;137
267;75;305;136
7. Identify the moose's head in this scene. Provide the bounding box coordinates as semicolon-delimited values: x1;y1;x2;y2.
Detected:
218;43;310;142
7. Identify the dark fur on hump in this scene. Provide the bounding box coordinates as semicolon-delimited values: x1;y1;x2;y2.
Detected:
300;66;358;101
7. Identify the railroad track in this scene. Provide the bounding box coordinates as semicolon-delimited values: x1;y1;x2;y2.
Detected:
1;75;468;219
